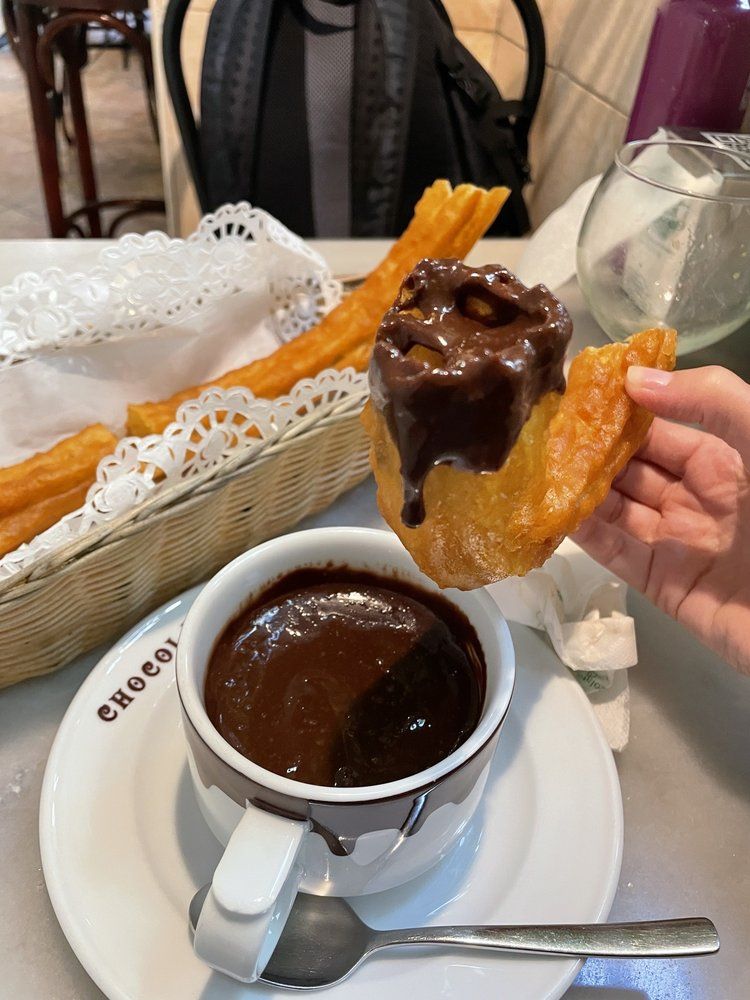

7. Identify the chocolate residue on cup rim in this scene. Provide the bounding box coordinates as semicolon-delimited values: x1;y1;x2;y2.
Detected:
368;258;572;526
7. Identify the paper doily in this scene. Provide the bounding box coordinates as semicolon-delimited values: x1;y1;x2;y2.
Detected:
0;203;341;367
0;204;365;583
0;368;368;582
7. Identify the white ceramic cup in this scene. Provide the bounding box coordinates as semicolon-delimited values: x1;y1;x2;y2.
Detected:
176;527;515;983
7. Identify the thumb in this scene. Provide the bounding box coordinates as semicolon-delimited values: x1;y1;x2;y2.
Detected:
626;365;750;468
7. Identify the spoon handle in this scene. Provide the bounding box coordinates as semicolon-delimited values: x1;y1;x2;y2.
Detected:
375;917;719;958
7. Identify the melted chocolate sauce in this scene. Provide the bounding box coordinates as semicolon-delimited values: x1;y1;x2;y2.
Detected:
369;258;572;525
204;566;485;788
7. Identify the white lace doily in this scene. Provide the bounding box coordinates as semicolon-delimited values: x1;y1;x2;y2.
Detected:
0;368;368;584
0;204;367;585
0;203;341;367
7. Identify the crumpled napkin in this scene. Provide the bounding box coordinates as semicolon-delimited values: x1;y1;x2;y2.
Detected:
486;539;635;751
515;174;601;293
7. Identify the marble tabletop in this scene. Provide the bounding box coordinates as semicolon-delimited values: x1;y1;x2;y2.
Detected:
0;238;748;1000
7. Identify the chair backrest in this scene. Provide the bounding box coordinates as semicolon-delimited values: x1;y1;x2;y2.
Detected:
163;0;546;236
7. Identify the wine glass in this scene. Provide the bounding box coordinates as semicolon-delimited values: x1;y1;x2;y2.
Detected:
577;140;750;354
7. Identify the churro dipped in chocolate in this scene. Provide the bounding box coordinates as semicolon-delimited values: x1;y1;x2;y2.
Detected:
363;260;677;589
369;258;572;526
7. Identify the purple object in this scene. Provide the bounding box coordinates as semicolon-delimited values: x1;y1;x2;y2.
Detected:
627;0;750;141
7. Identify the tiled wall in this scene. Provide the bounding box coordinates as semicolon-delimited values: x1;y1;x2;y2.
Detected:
445;0;660;225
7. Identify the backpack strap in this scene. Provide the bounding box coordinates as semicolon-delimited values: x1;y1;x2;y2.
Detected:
350;0;420;236
430;0;544;154
426;1;533;233
511;0;546;144
199;0;275;210
163;0;208;210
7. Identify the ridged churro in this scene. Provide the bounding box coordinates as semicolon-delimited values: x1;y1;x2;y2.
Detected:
0;424;117;556
126;181;509;437
0;183;510;560
363;258;677;589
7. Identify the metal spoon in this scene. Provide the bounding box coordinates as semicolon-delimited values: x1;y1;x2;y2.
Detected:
189;886;719;990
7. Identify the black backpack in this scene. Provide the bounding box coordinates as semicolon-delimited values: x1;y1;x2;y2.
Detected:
164;0;545;237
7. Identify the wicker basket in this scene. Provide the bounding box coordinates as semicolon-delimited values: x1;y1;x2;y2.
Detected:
0;393;371;689
0;206;379;688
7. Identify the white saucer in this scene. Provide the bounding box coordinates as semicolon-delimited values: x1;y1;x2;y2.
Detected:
40;587;623;1000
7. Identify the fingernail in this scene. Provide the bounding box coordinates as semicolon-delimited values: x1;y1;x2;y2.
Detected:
626;366;673;391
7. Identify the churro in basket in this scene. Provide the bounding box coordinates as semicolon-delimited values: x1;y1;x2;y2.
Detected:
0;182;510;564
0;424;117;558
126;181;509;437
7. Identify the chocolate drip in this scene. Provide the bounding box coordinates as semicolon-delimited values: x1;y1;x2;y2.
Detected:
369;258;572;526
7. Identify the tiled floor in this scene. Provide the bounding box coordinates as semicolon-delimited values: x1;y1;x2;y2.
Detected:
0;44;165;238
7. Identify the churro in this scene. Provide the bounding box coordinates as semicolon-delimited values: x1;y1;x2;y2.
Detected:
0;424;117;556
127;182;509;437
363;259;677;588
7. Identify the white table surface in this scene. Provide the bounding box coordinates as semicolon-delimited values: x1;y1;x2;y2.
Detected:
1;238;749;1000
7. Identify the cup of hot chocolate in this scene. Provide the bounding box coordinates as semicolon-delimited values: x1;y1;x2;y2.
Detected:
176;527;515;983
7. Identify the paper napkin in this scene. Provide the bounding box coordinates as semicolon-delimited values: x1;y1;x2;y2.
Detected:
487;539;635;751
515;175;601;293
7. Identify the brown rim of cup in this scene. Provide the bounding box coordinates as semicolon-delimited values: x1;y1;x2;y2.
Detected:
177;672;514;808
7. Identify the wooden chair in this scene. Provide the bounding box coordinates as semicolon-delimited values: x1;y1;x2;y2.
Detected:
8;0;165;236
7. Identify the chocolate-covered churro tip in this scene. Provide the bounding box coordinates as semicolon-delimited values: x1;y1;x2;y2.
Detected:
368;258;573;527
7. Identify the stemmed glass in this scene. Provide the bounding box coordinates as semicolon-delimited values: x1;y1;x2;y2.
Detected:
577;140;750;353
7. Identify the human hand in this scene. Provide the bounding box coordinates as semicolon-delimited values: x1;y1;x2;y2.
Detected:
573;365;750;674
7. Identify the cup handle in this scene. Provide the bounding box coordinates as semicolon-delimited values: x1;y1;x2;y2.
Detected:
193;803;307;982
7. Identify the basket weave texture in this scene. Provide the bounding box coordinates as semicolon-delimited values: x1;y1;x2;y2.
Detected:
0;204;375;688
0;402;370;689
